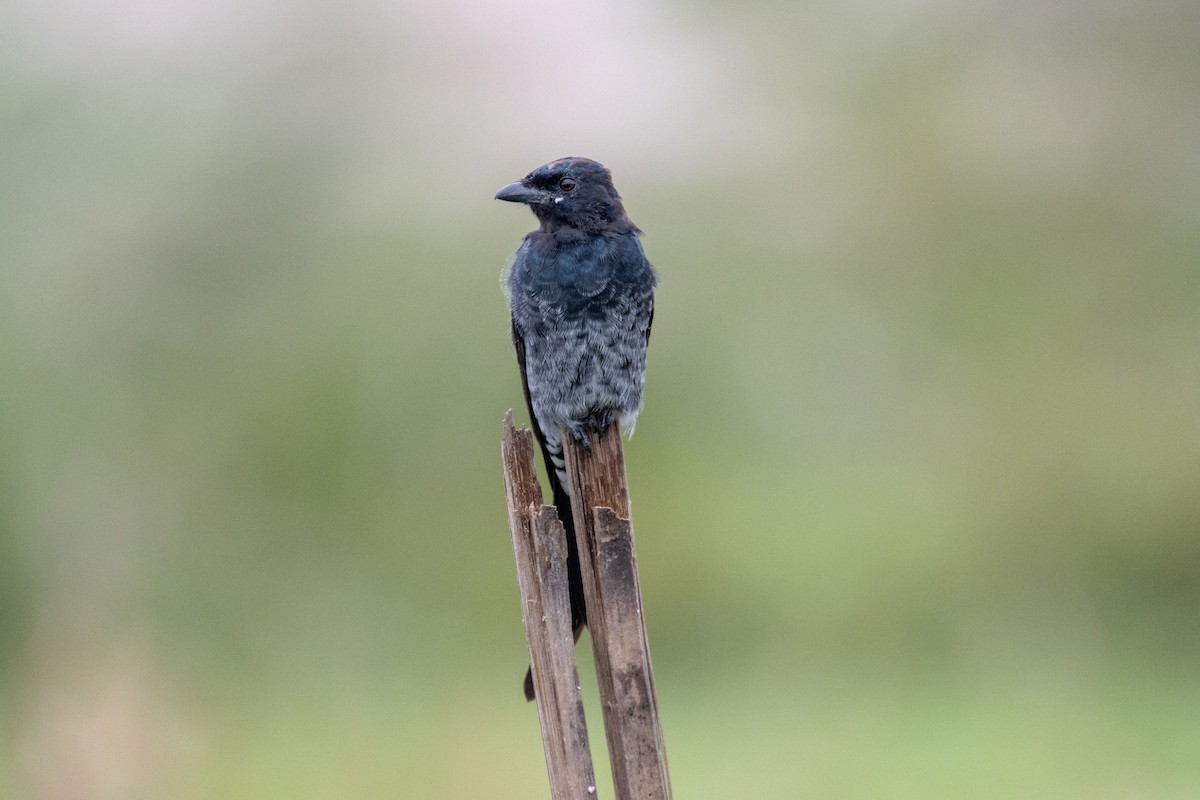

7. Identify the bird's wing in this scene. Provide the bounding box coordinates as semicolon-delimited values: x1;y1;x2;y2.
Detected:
511;317;575;518
645;298;654;345
511;316;583;629
511;317;552;481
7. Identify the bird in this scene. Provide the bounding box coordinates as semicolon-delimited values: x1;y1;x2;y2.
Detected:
496;157;657;701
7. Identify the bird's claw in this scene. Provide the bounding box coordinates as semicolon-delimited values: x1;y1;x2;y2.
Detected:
569;411;617;450
589;409;616;434
567;422;591;449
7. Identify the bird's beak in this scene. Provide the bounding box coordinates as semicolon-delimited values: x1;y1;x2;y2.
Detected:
495;180;547;204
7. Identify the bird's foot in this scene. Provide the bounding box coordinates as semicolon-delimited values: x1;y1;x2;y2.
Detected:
567;421;592;450
568;410;618;450
590;409;616;434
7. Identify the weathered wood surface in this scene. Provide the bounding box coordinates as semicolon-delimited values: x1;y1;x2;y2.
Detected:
562;422;672;800
502;411;597;799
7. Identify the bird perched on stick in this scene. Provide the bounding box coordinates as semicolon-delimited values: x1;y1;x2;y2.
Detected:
496;157;657;701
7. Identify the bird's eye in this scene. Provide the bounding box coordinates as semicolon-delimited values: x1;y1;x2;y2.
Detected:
559;178;577;192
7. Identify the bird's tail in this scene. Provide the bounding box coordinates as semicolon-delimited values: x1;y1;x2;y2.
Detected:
523;620;585;702
523;443;587;701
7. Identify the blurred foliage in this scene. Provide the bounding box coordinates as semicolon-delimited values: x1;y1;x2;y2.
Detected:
2;1;1198;798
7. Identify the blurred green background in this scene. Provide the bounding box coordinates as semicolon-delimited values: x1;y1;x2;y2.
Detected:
2;1;1198;797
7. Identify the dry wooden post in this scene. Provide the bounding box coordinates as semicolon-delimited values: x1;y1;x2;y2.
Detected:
502;411;597;799
563;422;672;800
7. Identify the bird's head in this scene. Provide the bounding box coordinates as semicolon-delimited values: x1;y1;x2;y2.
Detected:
495;157;634;234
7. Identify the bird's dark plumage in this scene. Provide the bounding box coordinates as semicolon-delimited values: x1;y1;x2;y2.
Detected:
497;157;656;701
